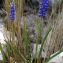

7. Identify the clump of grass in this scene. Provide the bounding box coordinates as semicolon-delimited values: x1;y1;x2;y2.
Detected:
0;0;63;63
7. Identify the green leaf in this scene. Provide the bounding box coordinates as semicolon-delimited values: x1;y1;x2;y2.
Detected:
7;44;12;57
4;40;27;63
0;43;7;63
23;24;31;62
45;49;63;63
35;19;42;63
13;46;27;63
37;27;52;63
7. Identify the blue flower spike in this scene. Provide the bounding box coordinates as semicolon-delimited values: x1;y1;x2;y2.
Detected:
10;2;15;20
38;0;49;18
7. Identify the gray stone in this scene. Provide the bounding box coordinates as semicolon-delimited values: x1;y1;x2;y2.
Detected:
0;9;6;18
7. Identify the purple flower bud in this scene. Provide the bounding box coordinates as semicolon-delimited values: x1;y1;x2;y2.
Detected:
10;2;15;20
38;0;49;18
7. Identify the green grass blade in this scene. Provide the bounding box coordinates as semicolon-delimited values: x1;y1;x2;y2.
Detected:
23;24;31;62
7;44;12;57
0;43;7;63
35;19;42;63
45;49;63;63
4;40;27;63
13;46;27;63
37;27;52;62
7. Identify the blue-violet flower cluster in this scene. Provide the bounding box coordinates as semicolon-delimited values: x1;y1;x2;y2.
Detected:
38;0;49;18
10;2;15;20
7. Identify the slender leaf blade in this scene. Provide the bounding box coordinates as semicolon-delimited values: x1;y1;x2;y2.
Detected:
37;27;52;62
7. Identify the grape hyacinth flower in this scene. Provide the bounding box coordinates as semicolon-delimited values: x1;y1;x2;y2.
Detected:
38;0;49;18
10;2;15;20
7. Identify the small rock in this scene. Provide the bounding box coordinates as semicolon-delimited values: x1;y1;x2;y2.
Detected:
0;9;6;18
31;43;46;58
